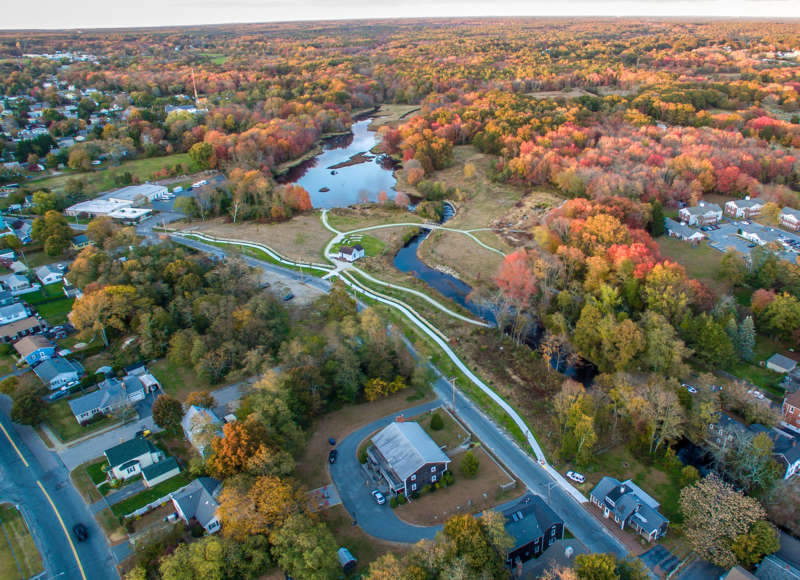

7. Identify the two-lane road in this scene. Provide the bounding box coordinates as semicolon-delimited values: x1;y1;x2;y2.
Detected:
0;399;118;580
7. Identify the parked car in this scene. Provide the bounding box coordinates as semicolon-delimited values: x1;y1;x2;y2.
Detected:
283;292;295;301
328;449;338;464
48;388;70;401
371;490;386;505
566;470;586;484
328;437;336;445
72;523;88;542
682;383;698;394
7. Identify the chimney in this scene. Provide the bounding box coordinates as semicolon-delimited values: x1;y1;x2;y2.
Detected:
395;414;405;423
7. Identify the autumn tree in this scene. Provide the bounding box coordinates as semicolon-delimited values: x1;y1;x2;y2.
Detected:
32;210;73;257
69;285;139;346
680;474;768;568
217;475;300;541
185;391;215;409
152;395;184;431
270;514;339;580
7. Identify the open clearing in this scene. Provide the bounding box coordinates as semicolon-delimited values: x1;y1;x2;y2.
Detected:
26;153;195;195
417;229;505;287
656;237;728;295
174;212;333;263
327;205;425;232
296;388;435;490
394;446;520;526
368;104;421;130
0;503;43;580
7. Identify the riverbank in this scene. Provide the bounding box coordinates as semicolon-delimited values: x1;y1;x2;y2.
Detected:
272;144;324;177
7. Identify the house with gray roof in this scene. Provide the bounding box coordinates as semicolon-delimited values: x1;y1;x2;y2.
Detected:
105;437;164;481
665;218;706;243
0;302;29;325
781;207;800;232
768;354;798;374
181;406;222;457
68;376;149;423
35;264;63;286
503;493;563;566
367;420;451;497
679;201;722;226
589;476;668;542
170;477;222;534
757;554;800;579
33;356;83;390
725;198;764;219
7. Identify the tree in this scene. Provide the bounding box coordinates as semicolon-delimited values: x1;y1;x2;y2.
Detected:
152;395;183;431
32;210;73;256
731;520;780;568
441;514;506;575
189;142;214;169
10;385;44;425
759;293;800;341
461;450;480;478
649;201;665;237
85;216;116;246
718;252;747;287
217;475;300;541
737;316;756;362
680;474;767;568
32;191;57;214
574;553;618;580
67;147;91;171
159;536;225;580
430;412;444;431
638;311;691;377
186;391;216;409
270;514;339;580
69;285;139;346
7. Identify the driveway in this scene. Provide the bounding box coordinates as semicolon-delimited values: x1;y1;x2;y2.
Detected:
329;399;443;542
58;416;160;471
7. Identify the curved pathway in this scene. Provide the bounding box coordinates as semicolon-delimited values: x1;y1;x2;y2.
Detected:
329;400;443;542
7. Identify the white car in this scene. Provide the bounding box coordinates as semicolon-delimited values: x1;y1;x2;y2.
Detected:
371;490;386;505
682;383;698;394
566;471;586;484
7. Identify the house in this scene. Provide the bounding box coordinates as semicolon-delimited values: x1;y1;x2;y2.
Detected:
182;405;223;457
338;244;365;262
768;354;798;374
102;183;168;206
742;227;787;247
0;316;44;343
35;264;63;285
664;218;706;243
0;290;14;306
170;477;222;533
104;437;165;481
720;566;757;580
725;198;764;219
71;234;91;249
63;282;82;299
141;457;181;487
503;494;564;567
67;375;154;423
781;368;800;395
13;335;55;365
589;476;669;542
33;357;83;390
0;273;38;295
780;207;800;232
0;302;29;325
9;220;31;244
367;420;451;497
782;391;800;431
678;201;723;226
756;554;800;579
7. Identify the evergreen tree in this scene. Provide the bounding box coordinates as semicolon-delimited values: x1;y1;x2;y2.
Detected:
725;317;739;353
738;316;756;362
649;201;665;237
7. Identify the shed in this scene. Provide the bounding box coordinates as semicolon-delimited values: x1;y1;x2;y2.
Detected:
337;547;357;572
768;354;798;374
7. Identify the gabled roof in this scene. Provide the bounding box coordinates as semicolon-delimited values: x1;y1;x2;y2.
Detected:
728;199;763;209
682;202;722;215
68;378;125;416
171;477;221;527
371;421;450;482
35;264;62;278
340;246;354;255
785;390;800;409
768;354;797;373
502;494;562;549
14;335;52;358
142;457;179;481
0;302;28;320
781;207;800;220
105;437;158;468
33;357;82;382
664;218;703;239
0;316;40;338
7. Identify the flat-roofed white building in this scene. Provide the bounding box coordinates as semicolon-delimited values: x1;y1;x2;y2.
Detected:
64;198;131;218
104;184;167;206
107;207;152;224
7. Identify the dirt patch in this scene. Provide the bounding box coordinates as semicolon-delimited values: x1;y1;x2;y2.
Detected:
489;190;563;233
327;205;424;232
368;104;421;131
296;389;436;489
394;446;520;526
417;229;505;288
173;212;333;264
328;152;374;170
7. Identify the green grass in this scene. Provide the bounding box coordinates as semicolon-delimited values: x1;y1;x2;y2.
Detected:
149;358;212;401
332;234;386;257
656;237;727;292
70;459;105;503
111;473;192;517
43;398;123;443
0;504;43;580
422;409;466;450
33;297;74;325
25;153;196;196
87;459;109;485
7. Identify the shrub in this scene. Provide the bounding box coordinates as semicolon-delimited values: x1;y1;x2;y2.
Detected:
430;412;444;431
461;450;480;478
389;496;398;509
358;447;368;464
443;471;455;486
411;491;420;499
420;484;432;495
397;493;407;505
190;523;203;537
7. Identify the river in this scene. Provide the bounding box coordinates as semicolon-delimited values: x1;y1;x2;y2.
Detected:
279;118;398;208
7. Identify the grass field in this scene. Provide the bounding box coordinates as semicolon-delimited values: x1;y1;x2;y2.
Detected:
94;508;127;544
418;229;505;287
327;205;424;232
332;234;385;257
421;408;469;452
70;458;106;503
44;398;122;443
26;153;195;195
111;473;192;517
149;358;212;401
32;296;75;325
0;504;43;580
656;237;728;294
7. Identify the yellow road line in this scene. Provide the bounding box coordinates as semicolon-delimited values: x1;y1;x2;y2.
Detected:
0;420;28;468
36;480;87;580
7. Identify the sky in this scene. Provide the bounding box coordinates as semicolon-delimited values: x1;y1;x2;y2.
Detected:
2;0;800;29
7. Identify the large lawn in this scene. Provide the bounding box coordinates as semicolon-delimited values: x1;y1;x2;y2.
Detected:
149;358;212;401
70;458;106;503
656;237;728;294
24;282;75;325
332;234;385;257
43;397;122;443
421;407;469;452
25;153;196;196
0;504;43;580
111;473;192;517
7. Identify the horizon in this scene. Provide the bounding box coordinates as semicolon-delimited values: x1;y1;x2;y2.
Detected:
2;1;800;31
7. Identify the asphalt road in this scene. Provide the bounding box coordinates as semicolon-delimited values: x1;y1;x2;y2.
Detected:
0;397;119;580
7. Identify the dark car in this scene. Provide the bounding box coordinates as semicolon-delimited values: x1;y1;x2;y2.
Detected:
328;437;336;446
72;523;88;542
328;449;338;464
283;292;295;301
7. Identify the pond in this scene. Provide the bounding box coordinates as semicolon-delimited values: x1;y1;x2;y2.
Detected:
279;118;398;209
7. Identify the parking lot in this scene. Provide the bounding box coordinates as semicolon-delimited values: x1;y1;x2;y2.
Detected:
704;220;800;263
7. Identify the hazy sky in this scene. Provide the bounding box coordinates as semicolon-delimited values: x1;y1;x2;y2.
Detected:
3;0;800;30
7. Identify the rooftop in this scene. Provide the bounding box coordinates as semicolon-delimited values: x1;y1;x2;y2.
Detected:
769;354;798;373
32;357;82;383
13;335;52;358
105;437;158;468
372;421;450;482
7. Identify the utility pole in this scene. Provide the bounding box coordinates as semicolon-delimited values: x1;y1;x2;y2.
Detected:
545;481;557;505
447;376;457;411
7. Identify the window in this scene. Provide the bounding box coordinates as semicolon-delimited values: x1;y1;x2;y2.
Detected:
430;466;437;473
431;475;437;483
208;521;219;530
410;474;416;482
126;466;136;474
411;483;417;491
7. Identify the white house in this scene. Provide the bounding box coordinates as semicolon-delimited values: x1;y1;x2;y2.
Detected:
0;273;38;296
33;357;83;390
678;202;723;226
104;437;165;481
338;244;365;262
35;264;64;285
724;198;764;219
170;477;222;533
0;302;29;325
767;354;798;374
781;207;800;232
664;218;706;243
